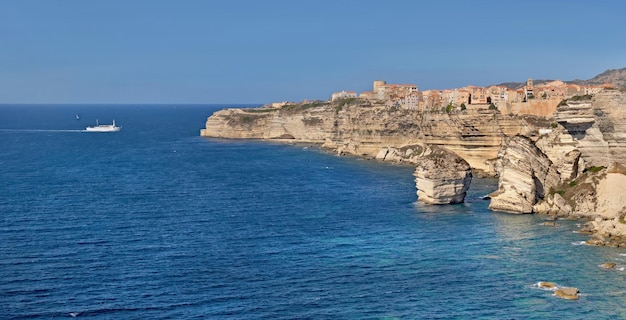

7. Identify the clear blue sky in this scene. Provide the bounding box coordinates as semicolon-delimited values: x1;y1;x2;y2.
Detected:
1;0;624;104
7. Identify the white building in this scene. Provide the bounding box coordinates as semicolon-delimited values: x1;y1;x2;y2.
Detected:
331;90;358;101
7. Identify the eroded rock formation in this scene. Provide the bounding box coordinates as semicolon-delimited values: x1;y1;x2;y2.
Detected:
413;146;472;204
488;136;560;213
541;90;626;168
201;90;626;219
526;90;626;243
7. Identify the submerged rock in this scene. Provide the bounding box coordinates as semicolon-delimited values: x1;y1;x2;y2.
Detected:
554;287;579;300
414;146;472;205
537;281;557;289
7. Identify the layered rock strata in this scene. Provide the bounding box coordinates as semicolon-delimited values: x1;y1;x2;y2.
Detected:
488;136;561;213
413;146;472;204
525;91;626;243
545;90;626;168
201;91;626;219
201;101;546;173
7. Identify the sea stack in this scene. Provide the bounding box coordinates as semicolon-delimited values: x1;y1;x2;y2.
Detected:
414;146;472;204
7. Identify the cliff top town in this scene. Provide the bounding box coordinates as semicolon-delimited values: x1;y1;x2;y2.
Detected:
269;76;615;118
202;67;626;252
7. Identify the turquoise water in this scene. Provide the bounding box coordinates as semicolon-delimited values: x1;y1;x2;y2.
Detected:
1;104;625;319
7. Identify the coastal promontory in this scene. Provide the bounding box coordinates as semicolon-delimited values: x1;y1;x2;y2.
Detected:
201;99;543;174
202;70;626;243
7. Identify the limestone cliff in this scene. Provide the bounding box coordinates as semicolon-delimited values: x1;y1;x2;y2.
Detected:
534;166;626;218
488;90;626;214
201;90;626;219
488;136;560;214
538;90;626;168
522;90;626;245
201;100;546;173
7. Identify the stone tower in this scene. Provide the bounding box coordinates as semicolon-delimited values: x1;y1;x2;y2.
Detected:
373;80;386;93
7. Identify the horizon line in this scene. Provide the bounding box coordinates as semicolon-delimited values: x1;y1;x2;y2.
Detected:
0;103;266;106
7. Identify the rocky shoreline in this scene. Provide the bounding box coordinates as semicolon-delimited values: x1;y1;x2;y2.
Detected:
201;90;626;248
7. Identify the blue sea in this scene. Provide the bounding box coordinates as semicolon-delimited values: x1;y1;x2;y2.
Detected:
1;104;626;319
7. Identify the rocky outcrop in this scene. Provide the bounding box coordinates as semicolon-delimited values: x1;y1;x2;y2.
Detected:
538;281;557;289
554;150;582;181
413;146;472;204
375;145;425;164
577;171;626;246
533;192;572;216
541;91;626;243
488;136;560;213
551;91;626;168
490;90;626;217
372;144;473;204
536;281;580;300
533;165;626;245
532;165;626;217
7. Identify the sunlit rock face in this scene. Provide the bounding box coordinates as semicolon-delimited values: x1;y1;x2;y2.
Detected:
554;170;626;247
201;91;626;176
201;102;544;174
493;90;626;218
488;136;560;214
413;146;472;205
552;91;626;168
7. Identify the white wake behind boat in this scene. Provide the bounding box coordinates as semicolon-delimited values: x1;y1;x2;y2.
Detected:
85;119;121;132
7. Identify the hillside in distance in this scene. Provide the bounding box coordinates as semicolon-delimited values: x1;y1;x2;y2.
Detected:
496;67;626;89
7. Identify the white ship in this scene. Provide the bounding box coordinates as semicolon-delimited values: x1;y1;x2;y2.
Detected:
85;119;121;132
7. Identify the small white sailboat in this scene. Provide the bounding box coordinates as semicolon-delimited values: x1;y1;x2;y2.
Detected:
85;119;121;132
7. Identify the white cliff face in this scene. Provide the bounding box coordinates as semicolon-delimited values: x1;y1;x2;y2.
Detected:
594;172;626;218
488;136;560;214
413;146;472;205
491;90;626;216
552;91;626;167
519;90;626;245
